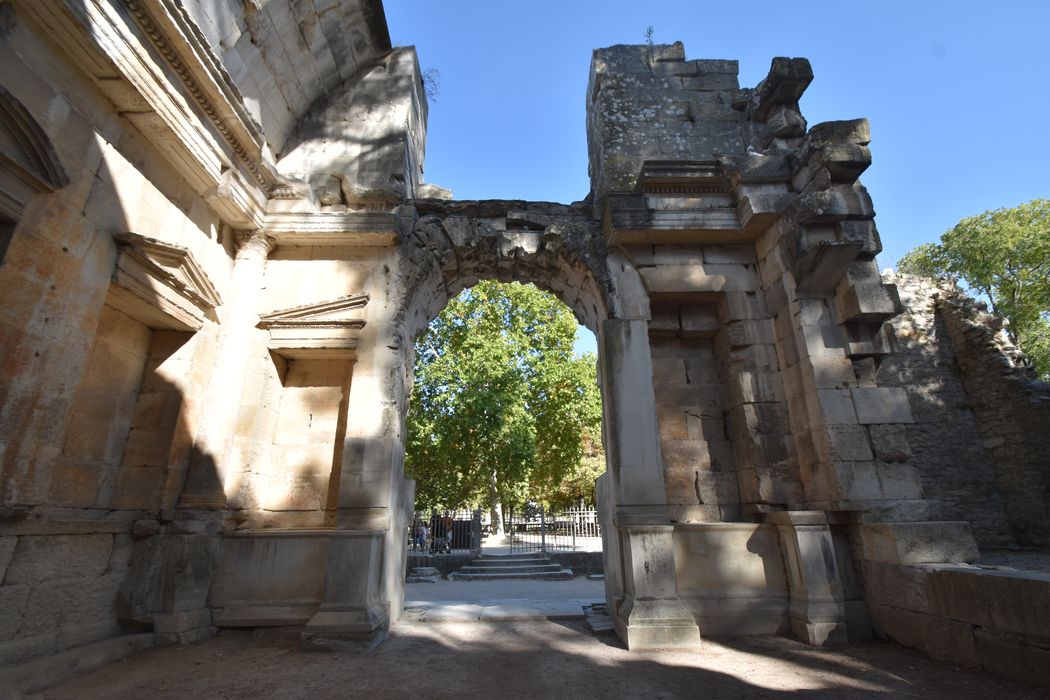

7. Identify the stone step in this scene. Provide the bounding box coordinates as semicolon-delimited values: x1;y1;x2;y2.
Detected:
476;552;549;560
455;564;563;575
467;558;552;568
449;569;575;581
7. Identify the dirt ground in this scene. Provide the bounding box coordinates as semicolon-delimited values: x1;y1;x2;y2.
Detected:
33;618;1044;700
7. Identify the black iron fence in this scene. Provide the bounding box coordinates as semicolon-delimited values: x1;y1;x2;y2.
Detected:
506;506;601;553
408;509;482;555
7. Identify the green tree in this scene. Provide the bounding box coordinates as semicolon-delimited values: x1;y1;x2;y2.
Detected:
405;280;604;531
898;199;1050;380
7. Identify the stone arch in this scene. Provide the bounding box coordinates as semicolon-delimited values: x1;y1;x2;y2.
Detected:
397;209;614;339
351;200;701;650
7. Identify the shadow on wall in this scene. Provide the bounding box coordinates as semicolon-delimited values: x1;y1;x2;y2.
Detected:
0;78;233;665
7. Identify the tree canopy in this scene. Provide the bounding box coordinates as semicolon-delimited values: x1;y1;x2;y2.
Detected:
404;281;604;527
898;199;1050;380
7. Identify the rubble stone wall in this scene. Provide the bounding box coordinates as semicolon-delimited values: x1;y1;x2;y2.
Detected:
880;275;1014;547
883;273;1050;547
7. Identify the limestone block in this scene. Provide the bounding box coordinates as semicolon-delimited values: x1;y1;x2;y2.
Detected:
657;410;689;441
648;305;681;333
869;423;919;461
974;628;1050;687
700;246;756;265
109;465;168;511
861;560;937;613
930;565;1050;640
837;220;882;258
680;305;719;335
650;357;687;385
721;291;768;321
815;424;873;462
868;603;977;665
731;369;786;405
639;263;757;294
836;282;901;323
851;387;913;424
874;462;923;500
808;388;858;426
3;535;114;585
0;537;15;582
809;355;855;389
45;459;106;507
831;461;882;501
753;57;812;120
856;522;979;564
725;319;775;347
676;523;787;590
0;584;30;638
19;572;123;641
661;439;713;470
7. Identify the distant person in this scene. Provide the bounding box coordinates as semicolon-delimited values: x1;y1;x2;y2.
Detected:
418;522;429;551
442;512;454;551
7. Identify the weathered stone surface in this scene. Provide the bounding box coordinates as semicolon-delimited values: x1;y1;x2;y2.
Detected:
1;6;1047;685
856;522;979;564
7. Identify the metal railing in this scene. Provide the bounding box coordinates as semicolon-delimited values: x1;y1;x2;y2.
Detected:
506;506;602;553
408;509;482;556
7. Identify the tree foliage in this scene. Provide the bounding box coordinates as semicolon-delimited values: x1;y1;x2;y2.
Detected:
404;281;604;519
898;199;1050;380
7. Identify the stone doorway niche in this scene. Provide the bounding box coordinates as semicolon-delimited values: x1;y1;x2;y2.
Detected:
389;203;701;649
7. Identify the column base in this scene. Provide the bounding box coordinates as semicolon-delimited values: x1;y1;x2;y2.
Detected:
300;606;388;652
153;609;217;646
615;598;701;651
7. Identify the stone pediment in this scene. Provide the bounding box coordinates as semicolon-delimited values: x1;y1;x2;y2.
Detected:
108;232;222;331
0;86;69;219
258;294;369;359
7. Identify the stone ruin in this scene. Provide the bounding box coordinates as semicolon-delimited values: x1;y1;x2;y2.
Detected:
0;0;1048;692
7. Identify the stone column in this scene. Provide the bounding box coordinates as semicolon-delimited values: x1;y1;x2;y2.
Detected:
599;318;701;650
177;231;274;509
768;511;848;646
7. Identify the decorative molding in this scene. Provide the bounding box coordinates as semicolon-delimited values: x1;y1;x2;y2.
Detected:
0;86;69;219
262;212;400;247
638;160;732;195
14;0;266;228
124;0;275;192
108;231;223;331
258;294;369;359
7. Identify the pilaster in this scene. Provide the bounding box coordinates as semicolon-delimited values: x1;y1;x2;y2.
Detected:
177;231;274;510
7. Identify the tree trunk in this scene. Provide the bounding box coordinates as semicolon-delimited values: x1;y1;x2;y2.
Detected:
488;470;504;535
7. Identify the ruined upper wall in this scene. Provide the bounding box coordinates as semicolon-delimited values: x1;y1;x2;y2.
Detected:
181;0;392;158
276;47;428;209
586;43;815;221
882;273;1050;546
586;43;744;212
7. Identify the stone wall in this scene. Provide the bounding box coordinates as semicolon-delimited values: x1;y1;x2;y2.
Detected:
864;560;1050;686
880;275;1014;547
882;273;1050;547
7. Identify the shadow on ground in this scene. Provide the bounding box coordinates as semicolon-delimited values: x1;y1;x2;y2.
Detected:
34;620;1044;700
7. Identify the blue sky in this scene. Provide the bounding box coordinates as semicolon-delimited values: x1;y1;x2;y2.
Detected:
384;1;1050;356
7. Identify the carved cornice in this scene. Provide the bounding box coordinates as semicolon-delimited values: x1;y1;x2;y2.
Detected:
14;0;267;228
258;294;370;359
123;0;276;193
262;212;400;247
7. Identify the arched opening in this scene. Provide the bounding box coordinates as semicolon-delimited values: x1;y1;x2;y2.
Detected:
403;279;605;572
